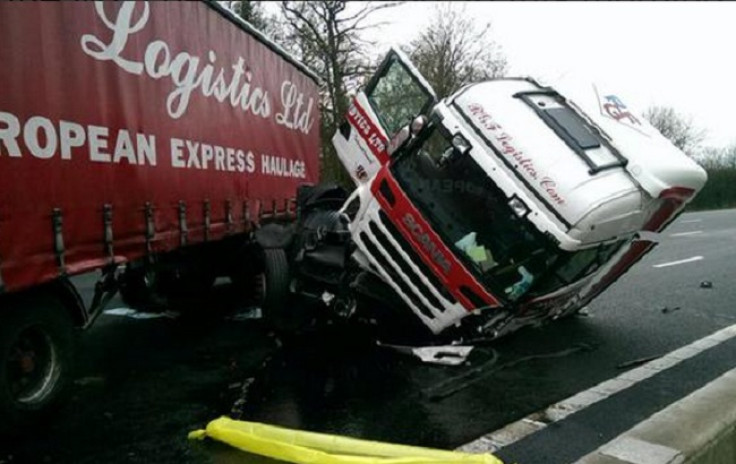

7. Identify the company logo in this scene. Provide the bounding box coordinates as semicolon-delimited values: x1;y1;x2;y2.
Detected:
80;2;314;133
355;164;368;181
602;95;641;126
402;213;451;274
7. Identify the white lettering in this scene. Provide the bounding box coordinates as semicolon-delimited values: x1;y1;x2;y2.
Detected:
80;2;148;74
202;144;213;169
24;116;57;159
112;129;136;164
80;1;280;124
214;145;225;171
246;151;255;173
276;81;314;134
88;125;110;162
170;137;185;168
167;53;200;119
226;147;235;172
137;134;157;165
235;150;245;172
144;40;171;79
59;120;86;160
186;140;201;169
260;154;306;178
0;111;21;157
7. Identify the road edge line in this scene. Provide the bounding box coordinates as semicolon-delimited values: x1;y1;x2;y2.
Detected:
575;367;736;463
456;323;736;454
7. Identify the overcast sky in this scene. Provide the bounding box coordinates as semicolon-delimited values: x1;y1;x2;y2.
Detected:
355;1;735;149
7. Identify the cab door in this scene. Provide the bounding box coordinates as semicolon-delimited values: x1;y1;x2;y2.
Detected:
332;47;437;185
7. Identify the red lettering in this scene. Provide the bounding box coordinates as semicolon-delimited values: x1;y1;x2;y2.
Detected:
540;177;566;205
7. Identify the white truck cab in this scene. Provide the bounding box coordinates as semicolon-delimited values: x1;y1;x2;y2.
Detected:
318;48;707;338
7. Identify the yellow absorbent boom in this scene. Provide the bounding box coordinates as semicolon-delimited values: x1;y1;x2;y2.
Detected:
189;416;504;464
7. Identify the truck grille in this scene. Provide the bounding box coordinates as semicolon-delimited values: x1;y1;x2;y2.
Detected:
377;211;455;303
355;210;457;321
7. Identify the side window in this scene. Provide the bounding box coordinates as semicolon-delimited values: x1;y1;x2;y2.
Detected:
365;51;436;137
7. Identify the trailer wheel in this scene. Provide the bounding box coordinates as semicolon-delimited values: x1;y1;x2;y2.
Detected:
259;248;309;332
0;295;73;434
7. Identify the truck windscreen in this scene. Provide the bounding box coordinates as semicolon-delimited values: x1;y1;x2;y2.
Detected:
391;124;625;303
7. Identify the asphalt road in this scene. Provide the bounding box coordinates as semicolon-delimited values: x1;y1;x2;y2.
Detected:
1;208;734;464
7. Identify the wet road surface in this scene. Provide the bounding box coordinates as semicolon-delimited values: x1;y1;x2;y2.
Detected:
1;209;735;463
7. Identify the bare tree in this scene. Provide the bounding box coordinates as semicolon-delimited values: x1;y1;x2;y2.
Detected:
643;105;706;156
279;1;399;185
229;1;270;33
403;5;507;99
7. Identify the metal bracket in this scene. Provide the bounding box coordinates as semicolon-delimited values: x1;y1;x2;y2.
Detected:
52;208;66;274
178;201;188;246
145;202;155;256
203;199;211;242
85;264;120;330
103;204;114;262
242;200;250;230
225;200;234;235
288;198;297;219
257;199;267;220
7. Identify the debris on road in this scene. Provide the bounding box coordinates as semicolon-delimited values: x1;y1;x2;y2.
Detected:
189;416;504;464
377;342;475;366
660;306;681;314
103;307;179;320
616;354;661;369
700;280;713;289
424;344;591;401
321;291;335;306
225;307;263;321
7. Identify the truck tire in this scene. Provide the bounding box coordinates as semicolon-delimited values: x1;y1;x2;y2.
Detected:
259;248;309;332
0;294;73;435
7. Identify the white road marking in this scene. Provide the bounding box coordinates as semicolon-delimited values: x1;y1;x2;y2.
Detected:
652;256;703;268
457;322;736;454
598;437;682;464
680;219;702;224
670;230;703;237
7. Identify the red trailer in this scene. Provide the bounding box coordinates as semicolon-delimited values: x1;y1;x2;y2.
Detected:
0;1;320;430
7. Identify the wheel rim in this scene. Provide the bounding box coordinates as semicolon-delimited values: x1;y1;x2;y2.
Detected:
6;326;59;405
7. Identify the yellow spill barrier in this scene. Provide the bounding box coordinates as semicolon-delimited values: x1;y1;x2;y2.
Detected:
189;417;504;464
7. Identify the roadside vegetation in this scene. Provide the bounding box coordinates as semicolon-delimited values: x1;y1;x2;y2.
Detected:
643;106;736;211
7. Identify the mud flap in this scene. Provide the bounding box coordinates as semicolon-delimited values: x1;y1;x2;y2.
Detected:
189;416;503;464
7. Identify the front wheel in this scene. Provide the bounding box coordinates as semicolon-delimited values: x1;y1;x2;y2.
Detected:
0;294;74;435
258;248;311;332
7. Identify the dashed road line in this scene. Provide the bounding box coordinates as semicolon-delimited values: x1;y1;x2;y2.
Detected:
670;230;703;237
679;219;702;224
457;322;736;454
652;256;703;268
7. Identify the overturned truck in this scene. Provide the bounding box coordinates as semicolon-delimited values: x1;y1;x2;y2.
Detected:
278;49;707;341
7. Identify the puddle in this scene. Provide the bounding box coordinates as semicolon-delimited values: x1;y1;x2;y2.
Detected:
104;307;180;320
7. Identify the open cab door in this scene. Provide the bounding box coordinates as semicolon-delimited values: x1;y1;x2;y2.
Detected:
333;47;437;185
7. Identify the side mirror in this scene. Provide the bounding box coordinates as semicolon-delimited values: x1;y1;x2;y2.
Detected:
410;115;427;136
387;115;427;157
387;125;410;157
